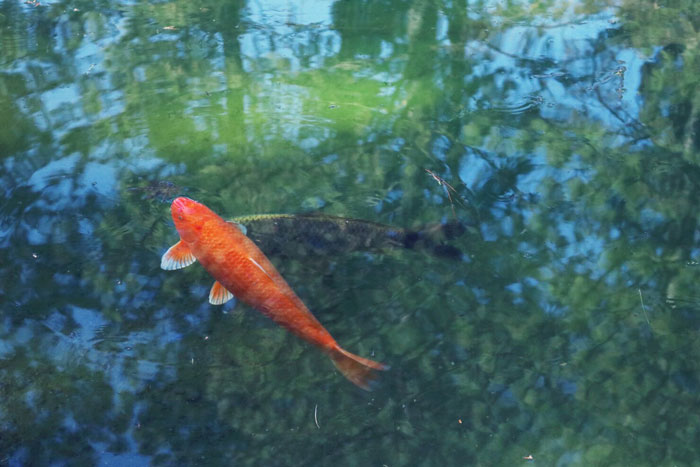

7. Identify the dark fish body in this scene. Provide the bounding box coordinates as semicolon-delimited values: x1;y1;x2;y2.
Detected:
229;213;466;259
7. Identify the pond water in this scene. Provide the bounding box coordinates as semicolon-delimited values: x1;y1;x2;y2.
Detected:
1;0;699;465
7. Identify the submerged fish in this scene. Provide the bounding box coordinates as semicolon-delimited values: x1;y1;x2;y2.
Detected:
229;213;467;259
161;197;387;389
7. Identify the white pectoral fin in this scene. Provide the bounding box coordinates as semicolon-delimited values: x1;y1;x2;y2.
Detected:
209;281;235;305
161;240;197;270
231;221;247;235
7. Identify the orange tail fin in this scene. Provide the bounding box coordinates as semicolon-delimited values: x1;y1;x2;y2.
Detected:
329;346;388;390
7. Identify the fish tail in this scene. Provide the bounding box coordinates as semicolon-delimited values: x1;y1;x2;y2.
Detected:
408;221;468;259
329;346;388;391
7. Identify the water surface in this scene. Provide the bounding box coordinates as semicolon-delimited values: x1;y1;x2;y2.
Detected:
1;0;699;465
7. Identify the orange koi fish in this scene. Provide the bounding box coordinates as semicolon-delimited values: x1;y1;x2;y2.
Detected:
161;197;387;389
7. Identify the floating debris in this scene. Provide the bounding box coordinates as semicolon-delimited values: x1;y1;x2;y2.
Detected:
127;180;184;202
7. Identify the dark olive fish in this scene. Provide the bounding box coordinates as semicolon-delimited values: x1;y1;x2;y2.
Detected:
229;213;467;259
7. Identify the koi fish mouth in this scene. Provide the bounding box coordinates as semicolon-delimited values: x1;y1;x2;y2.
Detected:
172;196;193;210
172;196;197;220
171;197;205;242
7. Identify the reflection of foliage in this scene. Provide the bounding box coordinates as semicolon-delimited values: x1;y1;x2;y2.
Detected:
0;346;129;465
1;0;700;464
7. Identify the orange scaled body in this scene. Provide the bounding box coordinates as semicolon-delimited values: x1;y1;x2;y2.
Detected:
161;197;386;389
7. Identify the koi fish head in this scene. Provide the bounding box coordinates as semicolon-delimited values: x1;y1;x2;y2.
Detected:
171;197;218;243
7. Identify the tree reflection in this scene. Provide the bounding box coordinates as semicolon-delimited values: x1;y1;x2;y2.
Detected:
1;0;699;464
